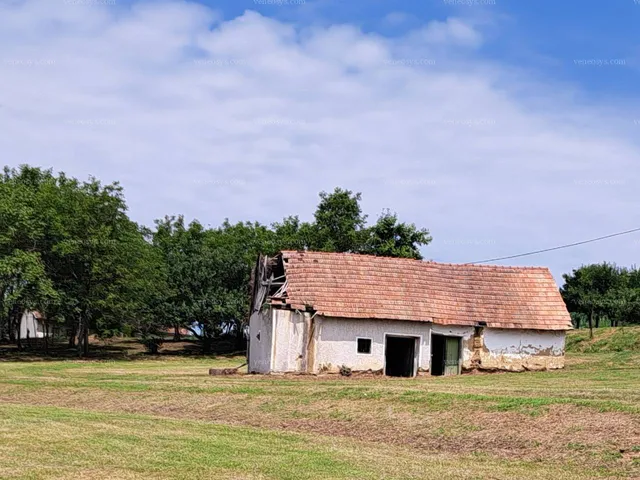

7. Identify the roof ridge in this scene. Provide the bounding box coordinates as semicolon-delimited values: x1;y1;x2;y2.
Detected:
280;250;552;272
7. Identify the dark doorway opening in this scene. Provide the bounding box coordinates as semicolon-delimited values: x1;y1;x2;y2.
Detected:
385;336;416;377
431;334;460;376
431;334;445;376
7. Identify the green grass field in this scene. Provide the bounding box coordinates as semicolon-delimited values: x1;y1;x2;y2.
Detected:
1;329;640;479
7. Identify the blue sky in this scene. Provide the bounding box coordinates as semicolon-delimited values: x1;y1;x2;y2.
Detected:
201;0;640;94
1;0;639;283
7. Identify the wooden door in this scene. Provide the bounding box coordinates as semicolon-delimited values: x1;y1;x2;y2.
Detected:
444;337;460;376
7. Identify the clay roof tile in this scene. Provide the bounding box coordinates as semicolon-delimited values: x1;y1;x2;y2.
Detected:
276;251;572;331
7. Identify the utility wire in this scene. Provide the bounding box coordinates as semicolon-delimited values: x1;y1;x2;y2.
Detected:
466;227;640;265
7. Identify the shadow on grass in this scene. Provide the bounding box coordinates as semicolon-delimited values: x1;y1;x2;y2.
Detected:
0;337;246;362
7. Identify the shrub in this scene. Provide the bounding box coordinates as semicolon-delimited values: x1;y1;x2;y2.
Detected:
121;324;134;338
339;365;352;377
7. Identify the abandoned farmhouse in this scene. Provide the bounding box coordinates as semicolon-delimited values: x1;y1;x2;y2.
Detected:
248;251;572;376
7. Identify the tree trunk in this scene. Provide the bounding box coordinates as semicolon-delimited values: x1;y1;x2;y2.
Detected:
76;317;83;357
173;325;181;341
588;309;594;339
83;321;89;357
8;313;15;342
595;315;600;329
202;335;213;355
68;324;76;348
12;310;22;350
76;316;90;357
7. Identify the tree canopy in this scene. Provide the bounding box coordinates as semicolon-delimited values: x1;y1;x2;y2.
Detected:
273;188;431;259
4;165;639;356
560;263;640;333
0;169;433;355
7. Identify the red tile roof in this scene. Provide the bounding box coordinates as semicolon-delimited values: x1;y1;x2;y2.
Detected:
272;251;572;331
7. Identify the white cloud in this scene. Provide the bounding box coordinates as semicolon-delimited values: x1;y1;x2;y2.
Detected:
1;0;639;281
417;17;483;48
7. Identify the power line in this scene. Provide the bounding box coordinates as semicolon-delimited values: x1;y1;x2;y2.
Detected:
466;227;640;265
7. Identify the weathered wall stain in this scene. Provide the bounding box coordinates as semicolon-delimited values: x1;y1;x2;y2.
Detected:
468;328;566;372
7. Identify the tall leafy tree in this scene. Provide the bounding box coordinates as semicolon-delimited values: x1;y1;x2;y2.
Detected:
153;217;273;353
362;210;432;260
213;220;279;348
311;188;368;252
0;166;59;343
48;176;144;355
272;188;432;258
125;227;170;353
0;165;163;355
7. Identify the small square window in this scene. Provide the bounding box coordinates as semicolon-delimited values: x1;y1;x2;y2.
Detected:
357;338;372;354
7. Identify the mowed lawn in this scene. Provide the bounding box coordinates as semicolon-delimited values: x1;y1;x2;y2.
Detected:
1;345;640;479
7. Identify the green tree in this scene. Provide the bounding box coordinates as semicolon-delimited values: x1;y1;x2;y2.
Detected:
272;188;432;259
0;165;161;356
362;210;432;260
0;166;60;345
560;263;640;335
125;228;170;354
50;176;153;355
272;216;313;251
0;251;58;346
213;220;278;349
311;188;368;252
153;217;249;354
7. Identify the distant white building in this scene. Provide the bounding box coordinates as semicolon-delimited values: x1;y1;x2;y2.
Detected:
248;251;572;377
19;311;46;339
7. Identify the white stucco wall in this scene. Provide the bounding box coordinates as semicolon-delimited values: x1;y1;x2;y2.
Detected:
249;308;312;374
314;316;434;374
248;308;567;374
19;312;44;339
248;309;273;373
272;309;308;373
479;328;566;370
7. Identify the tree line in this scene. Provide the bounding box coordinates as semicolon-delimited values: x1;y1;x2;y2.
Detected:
561;263;640;336
0;165;431;355
2;165;638;356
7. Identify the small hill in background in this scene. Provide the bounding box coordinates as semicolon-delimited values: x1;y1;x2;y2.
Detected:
566;326;640;353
